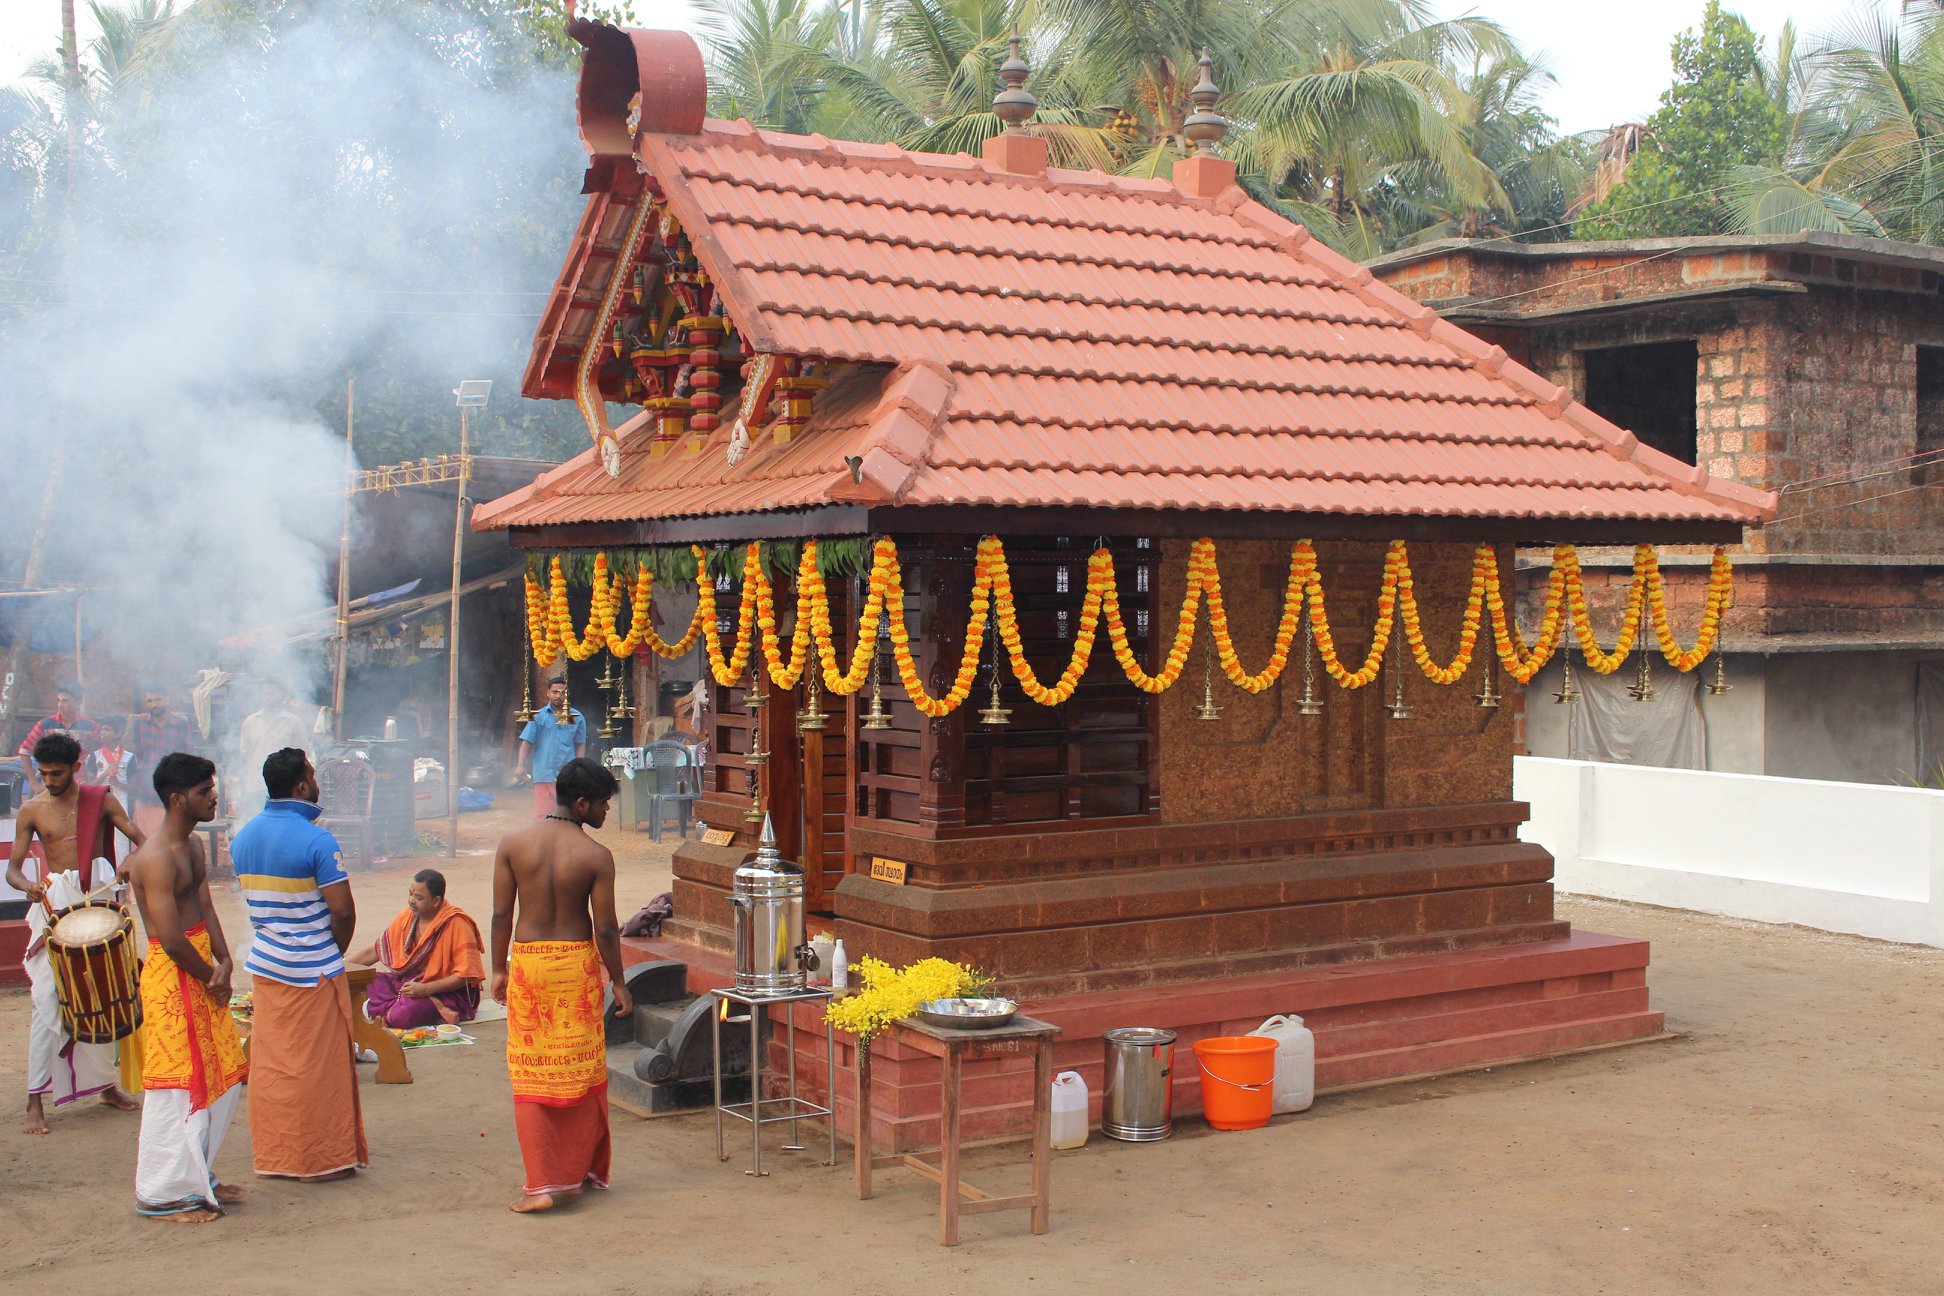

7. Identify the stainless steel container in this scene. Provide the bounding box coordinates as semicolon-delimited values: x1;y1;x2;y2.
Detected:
1101;1026;1176;1141
729;815;816;996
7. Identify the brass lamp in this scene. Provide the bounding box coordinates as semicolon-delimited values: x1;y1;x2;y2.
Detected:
978;627;1010;727
1295;614;1324;716
1194;636;1222;723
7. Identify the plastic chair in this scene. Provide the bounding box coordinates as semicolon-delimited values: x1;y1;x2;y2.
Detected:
316;756;378;869
642;740;701;842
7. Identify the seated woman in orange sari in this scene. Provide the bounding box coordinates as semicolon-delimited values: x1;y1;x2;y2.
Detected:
349;868;484;1028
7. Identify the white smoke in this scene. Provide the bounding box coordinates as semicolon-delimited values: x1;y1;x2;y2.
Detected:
0;2;587;734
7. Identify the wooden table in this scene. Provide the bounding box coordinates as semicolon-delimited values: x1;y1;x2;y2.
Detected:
343;965;413;1085
854;1013;1060;1246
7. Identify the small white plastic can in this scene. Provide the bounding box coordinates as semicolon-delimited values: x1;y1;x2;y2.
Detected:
1247;1014;1316;1114
1050;1070;1090;1149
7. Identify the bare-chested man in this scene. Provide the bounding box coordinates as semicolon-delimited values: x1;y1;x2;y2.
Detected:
5;732;143;1133
490;755;632;1213
125;753;249;1222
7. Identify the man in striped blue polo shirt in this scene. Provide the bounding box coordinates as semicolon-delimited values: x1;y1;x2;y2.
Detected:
231;747;368;1183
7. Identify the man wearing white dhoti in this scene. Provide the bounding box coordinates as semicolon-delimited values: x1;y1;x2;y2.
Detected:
5;732;143;1134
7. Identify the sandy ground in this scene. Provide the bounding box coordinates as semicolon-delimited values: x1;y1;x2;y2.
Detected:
2;806;1941;1296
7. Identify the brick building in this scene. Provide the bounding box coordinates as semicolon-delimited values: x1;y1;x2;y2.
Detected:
1372;232;1944;784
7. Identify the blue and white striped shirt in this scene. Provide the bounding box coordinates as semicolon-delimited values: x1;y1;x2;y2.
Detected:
233;799;350;987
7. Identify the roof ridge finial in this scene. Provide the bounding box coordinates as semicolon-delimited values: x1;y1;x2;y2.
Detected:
993;28;1038;134
1183;46;1227;156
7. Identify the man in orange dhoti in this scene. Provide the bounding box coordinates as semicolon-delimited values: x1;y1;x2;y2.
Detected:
348;868;484;1028
491;757;631;1213
126;754;249;1222
232;748;365;1182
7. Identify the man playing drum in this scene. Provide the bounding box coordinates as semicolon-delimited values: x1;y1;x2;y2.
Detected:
126;753;248;1221
4;732;144;1134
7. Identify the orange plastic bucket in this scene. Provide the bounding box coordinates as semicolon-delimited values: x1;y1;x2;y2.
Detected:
1193;1036;1277;1130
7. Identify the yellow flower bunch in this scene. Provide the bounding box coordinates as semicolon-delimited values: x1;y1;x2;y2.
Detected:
1307;541;1404;688
604;564;655;658
882;537;996;717
1484;547;1565;683
1394;546;1490;686
525;573;560;668
1647;546;1732;670
989;547;1107;706
1101;537;1209;692
756;544;815;690
1205;541;1308;693
823;956;994;1042
696;543;758;685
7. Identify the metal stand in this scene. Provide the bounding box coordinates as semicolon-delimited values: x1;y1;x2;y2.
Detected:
709;986;837;1176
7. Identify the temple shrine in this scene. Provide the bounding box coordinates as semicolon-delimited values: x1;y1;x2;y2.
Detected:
475;19;1774;1151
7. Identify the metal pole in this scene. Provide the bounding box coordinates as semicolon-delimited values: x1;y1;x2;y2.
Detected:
332;378;354;741
447;407;468;858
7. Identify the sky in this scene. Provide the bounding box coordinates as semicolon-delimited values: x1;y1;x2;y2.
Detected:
0;0;1908;134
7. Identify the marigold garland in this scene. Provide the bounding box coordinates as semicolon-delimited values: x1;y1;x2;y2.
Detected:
524;537;1736;713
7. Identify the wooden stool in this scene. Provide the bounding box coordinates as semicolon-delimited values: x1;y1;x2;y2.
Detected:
854;1013;1060;1246
344;965;413;1084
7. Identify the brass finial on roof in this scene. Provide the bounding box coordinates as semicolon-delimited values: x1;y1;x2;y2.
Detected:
1182;48;1227;156
993;29;1038;133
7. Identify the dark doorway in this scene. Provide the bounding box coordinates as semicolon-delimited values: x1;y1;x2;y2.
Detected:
1581;340;1699;464
1918;346;1944;469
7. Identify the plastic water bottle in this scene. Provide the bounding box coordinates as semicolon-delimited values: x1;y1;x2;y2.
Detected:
1050;1071;1089;1149
830;939;849;991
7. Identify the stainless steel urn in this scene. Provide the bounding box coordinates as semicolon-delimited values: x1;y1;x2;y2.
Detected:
730;815;817;995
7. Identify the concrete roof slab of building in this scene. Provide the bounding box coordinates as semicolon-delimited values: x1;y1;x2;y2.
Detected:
474;23;1773;548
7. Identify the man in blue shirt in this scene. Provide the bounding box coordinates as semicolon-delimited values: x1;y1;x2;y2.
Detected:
230;747;367;1182
514;678;587;820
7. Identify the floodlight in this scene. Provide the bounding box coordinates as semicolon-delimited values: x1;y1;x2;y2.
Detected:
453;379;493;408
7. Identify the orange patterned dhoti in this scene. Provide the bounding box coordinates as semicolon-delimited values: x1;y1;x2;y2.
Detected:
506;940;609;1197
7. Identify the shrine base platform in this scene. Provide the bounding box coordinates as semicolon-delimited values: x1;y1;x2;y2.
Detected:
623;929;1666;1154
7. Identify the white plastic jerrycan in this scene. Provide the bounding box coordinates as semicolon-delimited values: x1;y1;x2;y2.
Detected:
1248;1014;1315;1114
1050;1070;1090;1149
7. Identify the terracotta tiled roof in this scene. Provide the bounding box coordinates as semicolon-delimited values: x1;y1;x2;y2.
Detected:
477;40;1773;536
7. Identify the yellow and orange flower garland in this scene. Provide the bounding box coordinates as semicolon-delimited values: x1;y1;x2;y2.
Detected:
523;537;1735;713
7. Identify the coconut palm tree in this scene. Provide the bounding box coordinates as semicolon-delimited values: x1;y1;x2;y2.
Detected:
1727;9;1942;242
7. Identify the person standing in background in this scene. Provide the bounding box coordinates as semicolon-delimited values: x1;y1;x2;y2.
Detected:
16;683;103;791
513;679;586;820
235;681;311;822
92;719;133;801
127;688;199;836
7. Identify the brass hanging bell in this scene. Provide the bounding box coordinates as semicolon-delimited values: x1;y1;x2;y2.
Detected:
1385;639;1412;720
1295;615;1323;716
596;658;619;692
743;769;765;823
1194;638;1222;723
1474;657;1501;710
745;712;769;767
515;674;537;725
1627;644;1656;702
978;626;1010;726
1706;650;1731;696
1552;643;1580;705
797;671;828;732
861;654;892;730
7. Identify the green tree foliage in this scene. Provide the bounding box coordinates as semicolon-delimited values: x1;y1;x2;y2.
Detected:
700;0;1578;253
1576;1;1787;238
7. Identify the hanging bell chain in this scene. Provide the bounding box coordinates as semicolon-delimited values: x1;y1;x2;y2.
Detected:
797;666;828;732
1628;640;1657;702
861;649;892;730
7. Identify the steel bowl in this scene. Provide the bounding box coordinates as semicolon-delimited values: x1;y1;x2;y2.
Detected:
915;997;1019;1031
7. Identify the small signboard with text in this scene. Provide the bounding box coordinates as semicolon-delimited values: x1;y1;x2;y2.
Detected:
869;857;909;885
